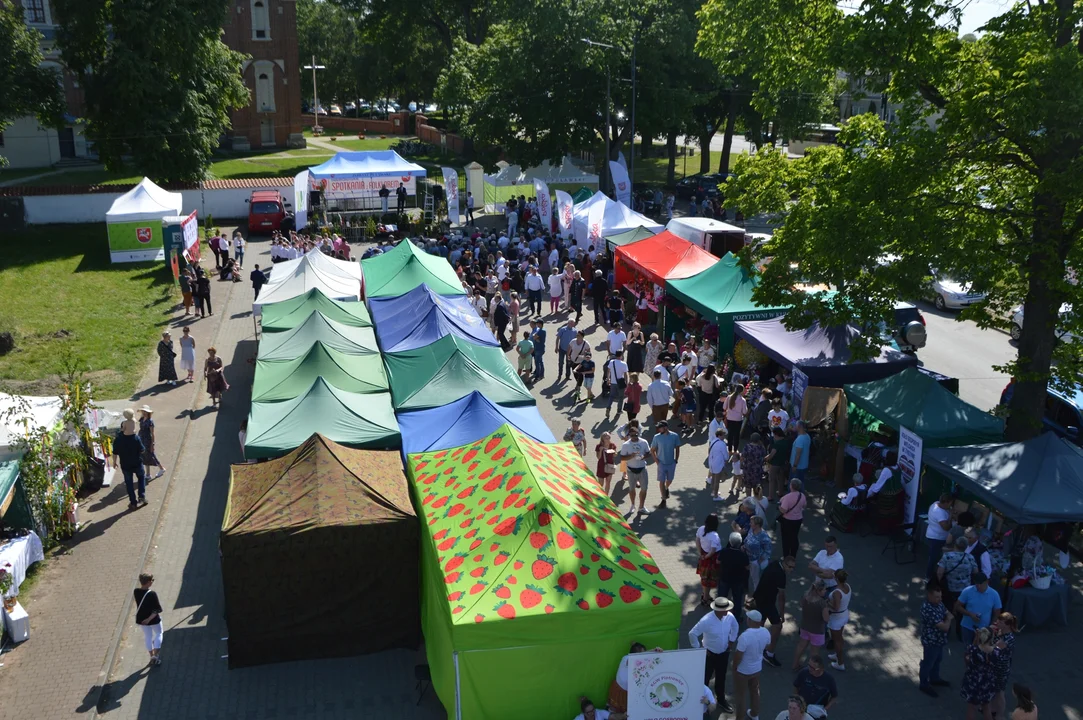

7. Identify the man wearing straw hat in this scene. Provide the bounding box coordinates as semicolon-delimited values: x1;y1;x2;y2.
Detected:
688;596;738;714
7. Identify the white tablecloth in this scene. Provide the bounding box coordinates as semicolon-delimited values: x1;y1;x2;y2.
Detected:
2;600;29;642
0;531;44;598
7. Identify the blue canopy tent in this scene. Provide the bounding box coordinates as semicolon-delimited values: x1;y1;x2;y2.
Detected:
734;317;918;388
396;391;556;455
298;150;429;227
368;284;498;352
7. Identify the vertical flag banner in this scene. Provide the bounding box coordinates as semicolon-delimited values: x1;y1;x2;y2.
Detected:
442;167;460;224
610;161;632;208
533;178;552;233
587;195;606;247
898;426;923;533
791;366;809;420
617;150;628;170
293;170;309;229
555;190;574;235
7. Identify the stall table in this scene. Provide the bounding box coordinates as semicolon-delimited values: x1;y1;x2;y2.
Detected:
0;531;44;598
2;600;29;642
1005;582;1070;628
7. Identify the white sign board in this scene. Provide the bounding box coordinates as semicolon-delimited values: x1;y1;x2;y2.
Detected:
311;174;417;197
791;365;809;420
180;210;198;250
898;425;923;533
442;167;459;224
627;648;706;720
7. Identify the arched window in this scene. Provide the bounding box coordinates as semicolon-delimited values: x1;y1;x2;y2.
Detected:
254;61;275;112
252;0;270;40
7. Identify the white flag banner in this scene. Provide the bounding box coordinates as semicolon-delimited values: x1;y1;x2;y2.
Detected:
587;195;606;247
555;189;574;235
533;178;552;233
293;170;309;230
610;160;632;208
617;150;628;169
442;167;460;224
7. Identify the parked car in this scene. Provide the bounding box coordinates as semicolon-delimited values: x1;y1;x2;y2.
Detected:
1001;379;1083;444
675;173;728;199
329;104;343;116
891;301;928;353
1010;304;1076;343
246;190;293;234
929;269;986;310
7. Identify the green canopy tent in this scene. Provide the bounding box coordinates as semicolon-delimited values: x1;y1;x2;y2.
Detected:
252;343;389;402
604;226;656;255
571;186;595;204
361;239;465;299
257;311;380;362
245;378;400;459
259;288;373;333
0;458;34;531
406;426;681;720
383;334;534;410
844;367;1004;448
665;252;789;353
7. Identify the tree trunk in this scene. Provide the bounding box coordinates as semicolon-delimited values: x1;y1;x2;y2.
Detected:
1005;193;1070;441
666;132;677;186
718;100;738;175
641;136;652;159
699;131;715;174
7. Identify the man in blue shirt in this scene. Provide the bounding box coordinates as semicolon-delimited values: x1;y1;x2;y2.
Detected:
953;573;1002;645
790;421;812;482
650;420;681;509
530;319;547;381
555;319;578;380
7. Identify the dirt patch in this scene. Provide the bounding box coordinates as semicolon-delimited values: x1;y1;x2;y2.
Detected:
1;368;122;396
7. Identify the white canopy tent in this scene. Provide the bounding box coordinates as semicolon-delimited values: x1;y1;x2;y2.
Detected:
105;178;182;223
105;178;183;263
571;191;663;245
253;250;363;316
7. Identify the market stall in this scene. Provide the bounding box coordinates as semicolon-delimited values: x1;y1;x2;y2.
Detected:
221;434;418;668
844;368;1004;448
664;253;789;354
603;226;656;255
612;231;717;332
571;191;663;246
251;343;389;402
303;149;428;218
104;177;183;263
252;250;363;316
259;288;373;333
924;433;1083;627
368;283;498;353
361;239;465;299
244;378;400;459
396;391;555;454
406;426;680;720
256;312;380;362
382;335;534;411
733;317;918;388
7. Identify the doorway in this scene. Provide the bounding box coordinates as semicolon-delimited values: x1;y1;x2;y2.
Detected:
260;120;275;147
58;127;76;158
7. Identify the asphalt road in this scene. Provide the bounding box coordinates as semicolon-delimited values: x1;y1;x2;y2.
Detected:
911;300;1015;411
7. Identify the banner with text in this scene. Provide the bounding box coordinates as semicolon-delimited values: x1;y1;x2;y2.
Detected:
533;178;552;232
555;189;574;235
791;365;809;420
898;425;923;533
586;195;606;246
610;160;632;208
442;167;460;224
311;174;417;198
294;170;309;229
627;648;707;720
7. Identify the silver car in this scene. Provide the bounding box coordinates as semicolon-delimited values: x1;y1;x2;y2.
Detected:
1010;304;1076;343
930;271;986;310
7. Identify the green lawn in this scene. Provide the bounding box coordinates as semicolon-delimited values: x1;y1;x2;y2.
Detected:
0;225;176;398
19;169;143;187
0;166;58;184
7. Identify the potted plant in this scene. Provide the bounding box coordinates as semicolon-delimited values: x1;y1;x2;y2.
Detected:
0;563;14;611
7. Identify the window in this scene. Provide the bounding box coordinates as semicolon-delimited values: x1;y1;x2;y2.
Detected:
23;0;46;24
254;61;275;112
251;0;270;40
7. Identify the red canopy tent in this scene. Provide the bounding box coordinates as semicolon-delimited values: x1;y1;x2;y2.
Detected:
614;231;719;287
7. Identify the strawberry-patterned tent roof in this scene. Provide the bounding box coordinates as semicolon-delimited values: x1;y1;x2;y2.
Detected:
405;425;681;639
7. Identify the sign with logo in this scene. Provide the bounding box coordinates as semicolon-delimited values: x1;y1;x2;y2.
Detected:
136;227;153;244
310;174;417;197
791;365;809;420
555;189;574;235
180;210;198;250
294;170;309;229
610;160;632;208
533;178;552;232
442;167;460;223
627;648;706;720
898;426;923;533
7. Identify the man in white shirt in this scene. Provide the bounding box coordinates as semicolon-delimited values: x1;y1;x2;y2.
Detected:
866;462;896;498
732;610;772;720
674;354;695;384
548;244;559;272
620;425;651;515
809;536;844;593
606;350;629;417
708;427;731;501
607;323;628;355
964;528;993;578
524;266;545;316
647;370;673;425
925;492;954;581
465;191;475;224
471;291;488;318
689;597;738;714
547;267;564;314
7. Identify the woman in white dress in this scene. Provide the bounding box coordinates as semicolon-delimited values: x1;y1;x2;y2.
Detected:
179;326;196;382
827;569;851;672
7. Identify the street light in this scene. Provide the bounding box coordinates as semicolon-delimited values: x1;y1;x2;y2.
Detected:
582;38;615;194
582;37;637;192
302;56;326;133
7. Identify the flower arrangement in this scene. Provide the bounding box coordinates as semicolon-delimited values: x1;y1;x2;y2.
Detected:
734;338;768;370
0;562;12;597
358;134;366;140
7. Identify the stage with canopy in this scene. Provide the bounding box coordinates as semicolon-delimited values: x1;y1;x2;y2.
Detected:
369;284;498;352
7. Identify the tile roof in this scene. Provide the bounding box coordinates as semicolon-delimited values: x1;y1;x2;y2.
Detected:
0;177;292;197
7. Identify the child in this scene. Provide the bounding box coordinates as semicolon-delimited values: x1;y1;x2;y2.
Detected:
728;450;743;496
574;353;596;402
678;379;696;433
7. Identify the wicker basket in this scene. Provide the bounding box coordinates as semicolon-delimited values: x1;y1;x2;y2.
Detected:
1030;574;1052;590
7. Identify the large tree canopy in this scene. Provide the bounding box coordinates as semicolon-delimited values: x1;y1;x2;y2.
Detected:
52;0;248;183
0;0;64;167
727;0;1083;440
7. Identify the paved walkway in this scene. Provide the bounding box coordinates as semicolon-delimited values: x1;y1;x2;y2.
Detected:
5;240;1081;720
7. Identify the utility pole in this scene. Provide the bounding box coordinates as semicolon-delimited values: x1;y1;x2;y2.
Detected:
629;36;637;188
303;56;326;132
582;38;615;195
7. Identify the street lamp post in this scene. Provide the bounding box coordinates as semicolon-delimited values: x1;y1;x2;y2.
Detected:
582;38;615;194
303;55;326;133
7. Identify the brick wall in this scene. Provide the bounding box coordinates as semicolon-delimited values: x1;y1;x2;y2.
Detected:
316;117;400;135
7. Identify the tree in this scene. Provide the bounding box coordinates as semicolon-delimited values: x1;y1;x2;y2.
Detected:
727;1;1083;440
0;0;64;167
52;0;248;182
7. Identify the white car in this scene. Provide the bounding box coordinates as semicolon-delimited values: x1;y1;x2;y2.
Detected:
1010;304;1076;343
930;271;986;310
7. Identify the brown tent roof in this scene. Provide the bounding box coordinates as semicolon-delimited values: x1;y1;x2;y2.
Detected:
224;433;414;535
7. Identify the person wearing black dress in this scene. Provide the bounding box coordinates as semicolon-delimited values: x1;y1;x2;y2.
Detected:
156;332;177;386
195;269;212;316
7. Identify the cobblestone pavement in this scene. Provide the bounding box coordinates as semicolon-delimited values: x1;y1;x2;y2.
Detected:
8;240;1080;720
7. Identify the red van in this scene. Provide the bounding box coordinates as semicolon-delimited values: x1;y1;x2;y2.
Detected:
246;190;293;233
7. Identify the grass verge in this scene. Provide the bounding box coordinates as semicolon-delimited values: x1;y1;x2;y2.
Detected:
0;224;177;398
